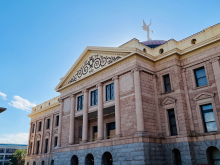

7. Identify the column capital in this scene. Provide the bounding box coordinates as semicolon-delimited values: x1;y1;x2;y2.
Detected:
131;67;142;73
96;83;103;87
152;74;158;79
58;98;64;103
181;68;186;73
82;88;89;93
112;75;119;81
70;94;76;98
210;57;220;63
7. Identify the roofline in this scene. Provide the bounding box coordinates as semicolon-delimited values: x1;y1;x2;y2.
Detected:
55;46;136;91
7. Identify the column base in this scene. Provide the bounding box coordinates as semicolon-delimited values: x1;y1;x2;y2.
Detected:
158;133;164;137
80;140;88;144
134;131;149;137
54;145;61;149
190;131;196;137
114;134;122;138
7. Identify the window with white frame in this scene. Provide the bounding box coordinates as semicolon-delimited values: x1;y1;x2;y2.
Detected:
201;104;217;132
91;89;98;106
194;67;208;87
77;95;84;111
106;83;114;101
168;109;178;136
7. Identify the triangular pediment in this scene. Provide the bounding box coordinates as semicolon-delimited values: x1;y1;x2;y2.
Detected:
55;46;135;91
161;97;176;106
193;92;214;101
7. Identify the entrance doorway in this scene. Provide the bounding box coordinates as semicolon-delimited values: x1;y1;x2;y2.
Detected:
102;152;113;165
85;154;94;165
207;146;220;164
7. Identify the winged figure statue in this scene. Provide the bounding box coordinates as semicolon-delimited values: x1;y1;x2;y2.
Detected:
142;19;153;40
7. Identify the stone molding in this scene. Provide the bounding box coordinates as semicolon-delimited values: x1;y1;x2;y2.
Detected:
161;97;176;106
210;56;220;63
193;92;215;101
112;75;119;81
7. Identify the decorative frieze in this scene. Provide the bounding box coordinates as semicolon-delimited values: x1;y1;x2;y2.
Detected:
68;55;122;84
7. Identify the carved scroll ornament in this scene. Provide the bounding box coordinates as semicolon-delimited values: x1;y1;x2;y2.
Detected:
68;55;122;84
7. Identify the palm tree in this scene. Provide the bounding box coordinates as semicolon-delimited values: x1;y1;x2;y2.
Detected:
9;149;26;165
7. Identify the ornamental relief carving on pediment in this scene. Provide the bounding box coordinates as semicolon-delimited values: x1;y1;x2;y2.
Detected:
68;54;122;84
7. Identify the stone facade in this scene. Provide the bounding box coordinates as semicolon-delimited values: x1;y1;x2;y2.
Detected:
26;23;220;165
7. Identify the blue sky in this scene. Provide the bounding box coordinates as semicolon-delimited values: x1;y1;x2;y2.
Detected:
0;0;220;144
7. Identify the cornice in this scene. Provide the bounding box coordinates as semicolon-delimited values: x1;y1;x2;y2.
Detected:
28;103;60;117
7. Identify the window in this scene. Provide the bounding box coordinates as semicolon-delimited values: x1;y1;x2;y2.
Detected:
93;126;98;140
4;162;10;165
6;149;16;153
0;155;3;160
33;161;36;165
27;163;29;165
56;116;59;127
106;83;114;101
0;148;4;153
0;162;3;165
91;89;98;106
54;137;58;147
51;160;54;165
45;139;48;153
32;124;35;133
194;67;208;87
38;122;42;131
163;74;171;92
79;126;82;138
36;141;40;154
41;161;45;165
77;95;84;111
201;104;217;132
168;109;178;136
106;122;115;139
46;119;50;129
5;155;13;160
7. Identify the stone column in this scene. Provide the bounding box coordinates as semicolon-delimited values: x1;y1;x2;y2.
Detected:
153;75;163;136
97;83;104;140
48;115;54;153
82;89;88;143
31;121;37;155
182;69;195;134
39;118;45;154
132;68;145;135
57;99;64;147
27;123;32;155
210;57;220;102
113;76;122;137
69;95;76;144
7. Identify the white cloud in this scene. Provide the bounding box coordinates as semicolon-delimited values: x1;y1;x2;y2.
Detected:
8;95;36;111
0;92;7;100
0;132;29;144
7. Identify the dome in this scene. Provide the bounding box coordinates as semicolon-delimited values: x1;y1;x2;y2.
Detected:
141;40;167;48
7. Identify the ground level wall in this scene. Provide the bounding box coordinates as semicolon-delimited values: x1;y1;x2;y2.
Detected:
26;139;220;165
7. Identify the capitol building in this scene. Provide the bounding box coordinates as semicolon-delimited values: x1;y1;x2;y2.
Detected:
25;22;220;165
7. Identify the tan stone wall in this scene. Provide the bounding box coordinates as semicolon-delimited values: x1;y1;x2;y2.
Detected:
140;72;158;136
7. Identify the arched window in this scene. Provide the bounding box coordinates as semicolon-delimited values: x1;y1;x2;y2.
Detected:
102;152;113;165
85;154;94;165
27;163;29;165
207;146;220;164
172;149;182;165
33;161;36;165
41;161;45;165
71;155;78;165
51;160;54;165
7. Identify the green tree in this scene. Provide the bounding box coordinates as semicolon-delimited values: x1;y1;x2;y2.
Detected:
9;149;26;165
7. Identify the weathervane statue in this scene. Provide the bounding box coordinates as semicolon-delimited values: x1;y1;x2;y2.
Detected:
142;19;153;41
